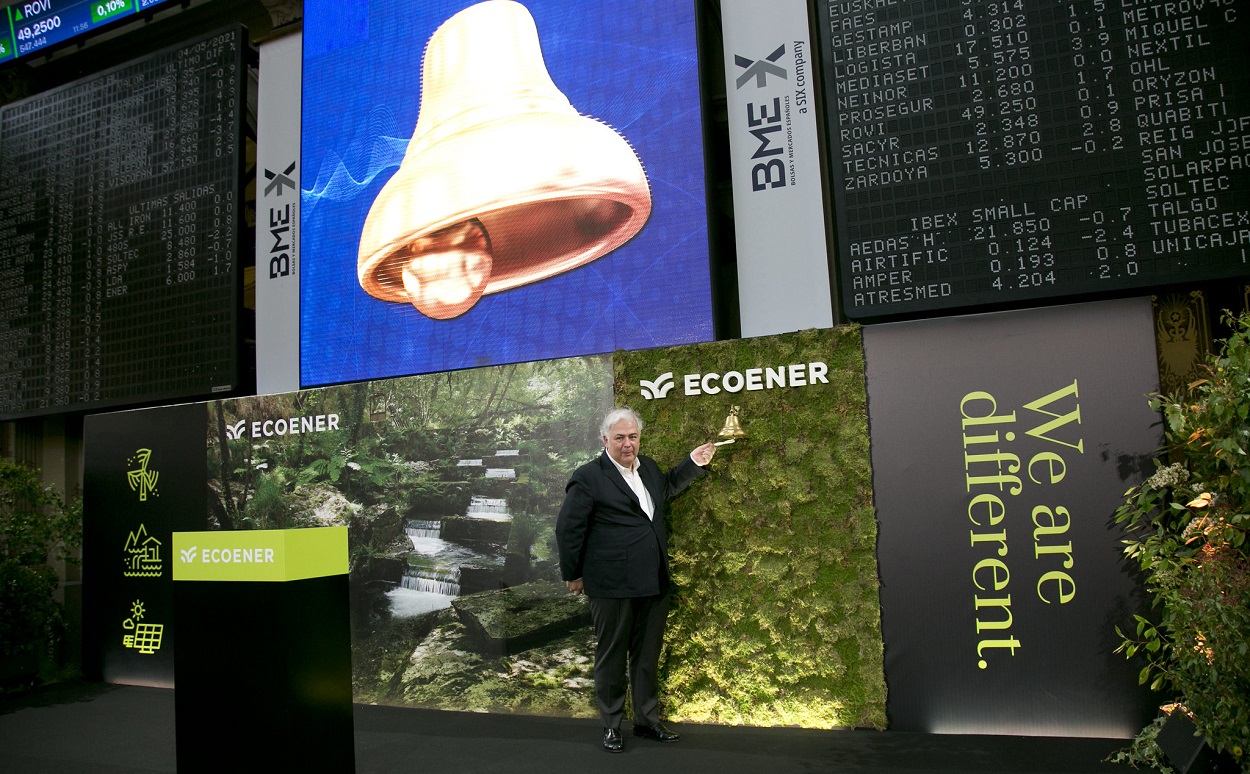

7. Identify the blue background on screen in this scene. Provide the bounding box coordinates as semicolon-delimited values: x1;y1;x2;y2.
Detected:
300;0;713;387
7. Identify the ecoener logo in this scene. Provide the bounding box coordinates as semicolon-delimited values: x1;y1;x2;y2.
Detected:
224;413;341;440
641;361;829;400
173;527;347;583
180;545;276;565
640;373;676;400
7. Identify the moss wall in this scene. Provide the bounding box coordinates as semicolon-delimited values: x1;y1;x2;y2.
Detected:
614;327;886;729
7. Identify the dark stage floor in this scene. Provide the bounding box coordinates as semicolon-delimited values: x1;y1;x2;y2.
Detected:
0;680;1133;773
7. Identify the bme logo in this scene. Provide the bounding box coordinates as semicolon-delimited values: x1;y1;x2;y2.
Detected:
734;44;789;192
641;362;828;400
264;160;297;280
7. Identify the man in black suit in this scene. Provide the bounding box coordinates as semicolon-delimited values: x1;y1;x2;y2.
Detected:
556;407;716;753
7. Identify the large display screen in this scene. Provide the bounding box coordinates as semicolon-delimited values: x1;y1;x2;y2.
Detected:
816;1;1250;319
0;0;177;63
300;0;714;386
0;27;243;419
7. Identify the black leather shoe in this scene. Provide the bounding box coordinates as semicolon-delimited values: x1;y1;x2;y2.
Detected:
602;727;623;753
632;722;680;742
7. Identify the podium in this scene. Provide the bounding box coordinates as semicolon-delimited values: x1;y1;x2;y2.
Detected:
172;527;354;772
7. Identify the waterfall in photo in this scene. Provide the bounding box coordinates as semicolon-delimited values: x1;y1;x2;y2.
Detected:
387;566;459;617
387;531;504;619
401;567;461;597
465;496;511;521
405;519;443;553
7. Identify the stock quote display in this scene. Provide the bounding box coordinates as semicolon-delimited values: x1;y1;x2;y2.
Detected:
0;27;243;419
817;1;1249;318
0;0;175;63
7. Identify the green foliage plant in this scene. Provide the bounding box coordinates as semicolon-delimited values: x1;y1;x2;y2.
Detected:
615;327;886;730
1103;711;1177;773
1113;312;1250;768
0;460;82;666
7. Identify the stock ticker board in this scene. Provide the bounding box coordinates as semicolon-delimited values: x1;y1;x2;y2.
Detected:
817;1;1249;319
0;0;177;63
0;27;243;419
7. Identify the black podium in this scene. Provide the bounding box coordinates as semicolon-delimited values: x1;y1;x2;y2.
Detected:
172;527;354;772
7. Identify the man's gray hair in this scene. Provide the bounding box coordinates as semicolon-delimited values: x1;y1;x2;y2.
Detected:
601;407;643;438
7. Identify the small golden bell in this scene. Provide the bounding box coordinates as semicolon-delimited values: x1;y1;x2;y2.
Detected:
715;406;745;445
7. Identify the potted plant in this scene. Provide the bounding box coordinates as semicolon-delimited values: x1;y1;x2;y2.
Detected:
0;459;81;688
1113;312;1250;771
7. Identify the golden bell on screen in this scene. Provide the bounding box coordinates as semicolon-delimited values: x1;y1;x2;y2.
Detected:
356;0;652;320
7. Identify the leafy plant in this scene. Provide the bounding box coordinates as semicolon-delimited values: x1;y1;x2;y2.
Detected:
0;460;82;664
1114;311;1250;768
239;472;289;529
1104;711;1177;773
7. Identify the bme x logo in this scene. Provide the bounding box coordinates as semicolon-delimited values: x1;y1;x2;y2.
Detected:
734;44;787;89
263;161;297;197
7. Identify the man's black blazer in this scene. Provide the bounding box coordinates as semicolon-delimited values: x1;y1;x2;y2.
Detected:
556;451;704;598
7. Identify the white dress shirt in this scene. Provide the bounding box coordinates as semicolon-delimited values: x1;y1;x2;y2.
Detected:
608;455;655;520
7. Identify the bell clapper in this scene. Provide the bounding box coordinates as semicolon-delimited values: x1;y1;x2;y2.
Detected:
400;218;494;319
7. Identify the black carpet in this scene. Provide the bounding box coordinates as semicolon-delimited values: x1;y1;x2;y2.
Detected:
0;680;1130;773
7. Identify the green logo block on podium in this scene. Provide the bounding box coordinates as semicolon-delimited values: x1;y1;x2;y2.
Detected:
172;527;347;582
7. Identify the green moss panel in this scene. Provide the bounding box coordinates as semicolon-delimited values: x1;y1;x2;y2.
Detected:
614;327;886;729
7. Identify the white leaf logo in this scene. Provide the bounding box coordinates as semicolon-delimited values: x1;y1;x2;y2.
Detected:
180;547;197;563
640;372;675;400
225;420;247;440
